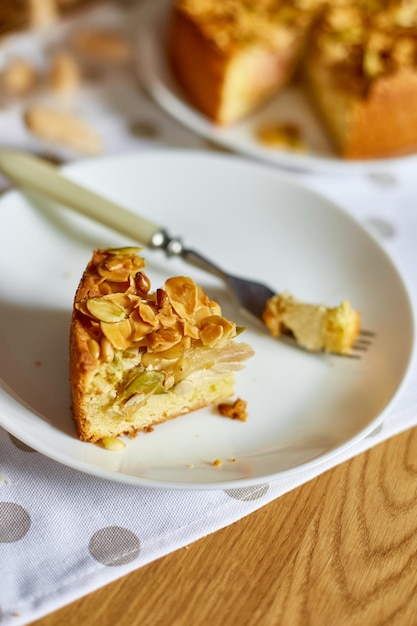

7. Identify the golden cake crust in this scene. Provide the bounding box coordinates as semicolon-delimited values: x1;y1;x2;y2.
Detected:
168;8;228;123
70;250;110;441
344;70;417;159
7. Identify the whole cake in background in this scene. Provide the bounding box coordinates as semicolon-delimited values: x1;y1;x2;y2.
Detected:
70;247;254;445
168;0;417;159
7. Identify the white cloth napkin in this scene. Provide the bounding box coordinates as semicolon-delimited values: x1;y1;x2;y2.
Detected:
1;4;417;624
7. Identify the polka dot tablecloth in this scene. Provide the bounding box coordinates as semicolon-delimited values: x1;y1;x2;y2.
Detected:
1;4;417;623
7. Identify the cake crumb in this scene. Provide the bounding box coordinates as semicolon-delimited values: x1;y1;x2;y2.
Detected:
256;121;306;153
99;437;126;451
212;459;222;467
218;398;248;422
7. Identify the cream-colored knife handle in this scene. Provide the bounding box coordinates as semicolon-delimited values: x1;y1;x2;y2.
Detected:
0;149;162;247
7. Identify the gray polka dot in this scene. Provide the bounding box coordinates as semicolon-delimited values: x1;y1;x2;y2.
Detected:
89;526;140;566
366;423;384;438
366;217;396;240
367;172;398;186
225;484;269;501
9;434;36;453
0;502;31;542
129;120;159;138
204;139;234;154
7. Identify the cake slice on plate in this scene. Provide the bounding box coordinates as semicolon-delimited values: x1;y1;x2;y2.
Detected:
70;247;254;443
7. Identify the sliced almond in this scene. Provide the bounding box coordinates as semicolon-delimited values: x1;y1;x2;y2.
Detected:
199;322;224;347
200;315;236;342
148;326;182;352
97;259;132;283
183;319;200;339
129;308;155;342
86;297;126;323
105;247;142;256
100;337;114;363
101;319;132;350
24;106;102;156
157;311;178;327
87;338;100;360
138;302;158;325
165;276;198;318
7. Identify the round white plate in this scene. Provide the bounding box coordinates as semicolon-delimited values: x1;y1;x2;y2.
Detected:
0;150;414;489
135;0;417;175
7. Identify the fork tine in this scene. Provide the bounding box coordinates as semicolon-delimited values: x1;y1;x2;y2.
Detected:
347;328;375;355
359;329;376;337
355;336;372;343
353;340;371;351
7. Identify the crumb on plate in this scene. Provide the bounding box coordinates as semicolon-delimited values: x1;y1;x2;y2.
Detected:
218;398;248;421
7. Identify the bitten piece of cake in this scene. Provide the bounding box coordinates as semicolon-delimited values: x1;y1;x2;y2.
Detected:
262;292;360;354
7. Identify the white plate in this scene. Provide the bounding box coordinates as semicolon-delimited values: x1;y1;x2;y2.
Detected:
0;150;414;489
135;0;417;175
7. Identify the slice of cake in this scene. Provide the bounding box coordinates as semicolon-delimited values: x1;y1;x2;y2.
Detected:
262;291;360;354
168;0;324;125
303;3;417;159
70;247;254;443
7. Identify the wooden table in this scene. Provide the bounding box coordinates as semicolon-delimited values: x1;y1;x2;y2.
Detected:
33;426;417;626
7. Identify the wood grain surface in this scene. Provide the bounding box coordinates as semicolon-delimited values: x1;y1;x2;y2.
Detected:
33;426;417;626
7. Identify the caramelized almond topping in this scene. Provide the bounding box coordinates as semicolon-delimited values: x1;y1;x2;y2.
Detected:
165;276;198;318
77;248;239;361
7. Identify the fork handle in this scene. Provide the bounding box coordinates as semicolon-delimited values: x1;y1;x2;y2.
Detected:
0;149;229;282
0;149;162;247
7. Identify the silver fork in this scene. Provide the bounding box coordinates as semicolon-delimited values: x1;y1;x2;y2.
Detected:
150;230;373;357
0;149;373;356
